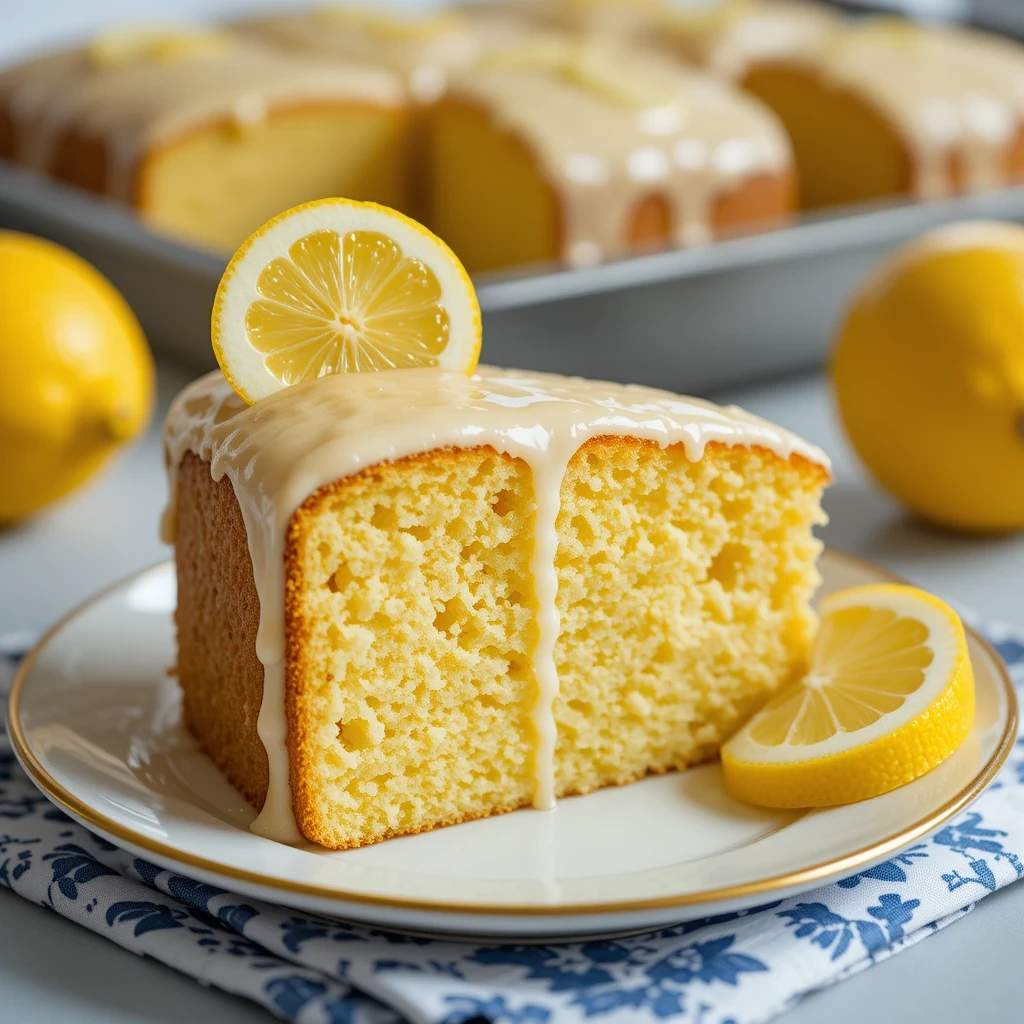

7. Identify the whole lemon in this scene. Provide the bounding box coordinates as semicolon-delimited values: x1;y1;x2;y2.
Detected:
832;221;1024;533
0;232;154;523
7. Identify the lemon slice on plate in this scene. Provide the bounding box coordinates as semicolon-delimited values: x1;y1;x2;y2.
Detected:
212;198;481;405
722;584;975;807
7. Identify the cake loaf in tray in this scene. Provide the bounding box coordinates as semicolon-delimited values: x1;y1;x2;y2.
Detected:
164;366;829;850
0;29;411;252
658;2;1024;209
426;38;796;273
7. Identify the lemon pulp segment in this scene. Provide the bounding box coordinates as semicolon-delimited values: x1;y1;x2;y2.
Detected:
244;228;450;381
748;605;933;746
722;584;975;807
212;198;481;404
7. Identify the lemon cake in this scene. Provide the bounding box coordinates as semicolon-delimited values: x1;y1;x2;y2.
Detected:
236;6;539;222
653;0;837;81
426;37;795;272
163;366;829;849
238;5;519;105
0;30;410;251
662;4;1024;209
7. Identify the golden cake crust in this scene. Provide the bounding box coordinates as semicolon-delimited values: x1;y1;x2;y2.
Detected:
175;451;268;810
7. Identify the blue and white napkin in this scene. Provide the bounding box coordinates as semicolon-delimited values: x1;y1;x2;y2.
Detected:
3;624;1024;1024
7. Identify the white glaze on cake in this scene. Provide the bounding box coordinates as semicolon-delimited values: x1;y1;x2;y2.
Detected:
447;39;792;262
162;366;828;844
239;7;500;104
672;3;1024;200
666;0;837;81
0;33;404;201
819;23;1024;199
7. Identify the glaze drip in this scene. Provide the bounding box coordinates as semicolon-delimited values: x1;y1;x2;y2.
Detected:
162;366;828;841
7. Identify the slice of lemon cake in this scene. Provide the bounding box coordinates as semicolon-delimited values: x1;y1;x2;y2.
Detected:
662;5;1024;209
165;368;828;849
426;37;794;272
235;5;537;221
0;29;410;251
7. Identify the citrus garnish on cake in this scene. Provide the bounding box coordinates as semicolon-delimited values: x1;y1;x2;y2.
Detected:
722;584;975;808
212;198;481;404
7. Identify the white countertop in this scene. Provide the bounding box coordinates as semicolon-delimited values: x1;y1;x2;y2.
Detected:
2;360;1023;1022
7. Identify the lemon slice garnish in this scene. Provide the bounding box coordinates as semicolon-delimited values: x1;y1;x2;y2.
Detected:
212;199;481;405
722;584;975;807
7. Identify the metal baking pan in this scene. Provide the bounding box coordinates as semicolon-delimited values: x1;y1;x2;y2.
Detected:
4;159;1024;394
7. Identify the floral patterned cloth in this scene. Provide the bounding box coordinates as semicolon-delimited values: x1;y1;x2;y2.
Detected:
3;623;1024;1024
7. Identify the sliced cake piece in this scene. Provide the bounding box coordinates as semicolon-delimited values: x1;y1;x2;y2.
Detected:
0;28;411;251
165;367;829;850
426;37;795;272
657;3;1024;208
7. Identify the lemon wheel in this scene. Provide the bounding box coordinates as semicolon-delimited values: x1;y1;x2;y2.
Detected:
212;198;481;405
722;584;975;807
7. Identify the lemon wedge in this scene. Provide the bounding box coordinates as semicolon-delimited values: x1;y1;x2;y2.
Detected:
212;198;481;405
722;584;975;807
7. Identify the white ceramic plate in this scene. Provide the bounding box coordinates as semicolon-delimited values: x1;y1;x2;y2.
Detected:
9;550;1016;940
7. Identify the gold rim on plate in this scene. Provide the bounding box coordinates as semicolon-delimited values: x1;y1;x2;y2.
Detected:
7;549;1018;919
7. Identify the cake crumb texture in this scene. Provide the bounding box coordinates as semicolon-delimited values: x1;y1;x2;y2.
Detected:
284;437;825;848
285;447;539;849
554;438;826;796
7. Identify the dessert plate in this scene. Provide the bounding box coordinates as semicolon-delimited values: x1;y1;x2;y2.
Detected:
9;549;1016;940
